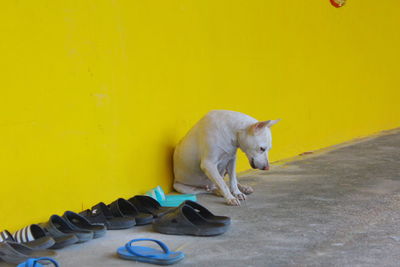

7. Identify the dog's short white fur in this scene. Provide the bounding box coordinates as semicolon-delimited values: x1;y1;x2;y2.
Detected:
173;110;280;206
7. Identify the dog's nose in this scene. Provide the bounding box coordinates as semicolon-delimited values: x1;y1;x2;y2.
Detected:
263;166;270;171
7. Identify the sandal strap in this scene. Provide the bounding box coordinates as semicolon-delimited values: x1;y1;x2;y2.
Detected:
125;238;170;258
40;215;73;238
92;202;113;218
85;202;113;224
109;198;138;217
22;257;59;267
0;230;15;242
157;204;198;228
129;195;161;215
13;224;47;243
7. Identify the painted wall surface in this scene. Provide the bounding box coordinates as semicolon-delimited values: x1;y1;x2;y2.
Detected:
1;1;399;230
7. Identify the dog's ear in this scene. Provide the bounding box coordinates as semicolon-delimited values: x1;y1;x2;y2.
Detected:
265;119;281;128
248;121;269;134
249;119;281;135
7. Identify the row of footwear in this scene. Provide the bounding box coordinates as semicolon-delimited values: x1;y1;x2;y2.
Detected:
79;196;172;229
0;195;230;265
79;196;231;236
0;209;106;264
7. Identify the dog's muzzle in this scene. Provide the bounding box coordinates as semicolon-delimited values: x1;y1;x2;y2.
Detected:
251;158;270;170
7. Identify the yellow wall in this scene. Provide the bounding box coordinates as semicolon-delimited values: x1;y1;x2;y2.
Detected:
1;0;400;230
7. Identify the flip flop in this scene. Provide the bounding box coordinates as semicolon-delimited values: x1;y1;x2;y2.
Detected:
11;225;55;250
108;198;153;225
79;202;136;230
128;195;173;218
181;200;231;225
152;204;229;236
146;186;196;207
62;211;106;239
17;257;59;267
40;215;92;248
117;238;184;265
0;241;57;264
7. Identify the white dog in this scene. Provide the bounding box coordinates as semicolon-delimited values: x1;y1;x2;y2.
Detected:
173;110;280;206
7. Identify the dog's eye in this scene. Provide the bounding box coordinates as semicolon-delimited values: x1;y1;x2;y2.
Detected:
260;147;266;152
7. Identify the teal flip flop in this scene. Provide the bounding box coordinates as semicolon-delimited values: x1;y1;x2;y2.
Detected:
117;238;184;265
146;186;196;207
17;257;59;267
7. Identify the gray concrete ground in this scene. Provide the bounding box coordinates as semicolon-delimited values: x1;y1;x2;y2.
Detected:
2;131;400;267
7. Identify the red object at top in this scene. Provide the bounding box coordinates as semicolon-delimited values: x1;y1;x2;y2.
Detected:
330;0;346;8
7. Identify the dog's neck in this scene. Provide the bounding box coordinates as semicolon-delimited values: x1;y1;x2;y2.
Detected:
205;111;257;156
220;116;257;154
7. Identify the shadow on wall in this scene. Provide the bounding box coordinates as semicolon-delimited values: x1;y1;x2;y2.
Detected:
161;136;177;192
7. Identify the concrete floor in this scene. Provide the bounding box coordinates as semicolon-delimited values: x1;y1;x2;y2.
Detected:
3;131;400;267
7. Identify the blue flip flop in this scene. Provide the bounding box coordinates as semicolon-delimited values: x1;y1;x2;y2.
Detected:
17;257;59;267
117;238;184;265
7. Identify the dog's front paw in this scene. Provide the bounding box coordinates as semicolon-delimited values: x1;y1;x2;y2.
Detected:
233;192;246;201
226;197;241;206
238;184;254;195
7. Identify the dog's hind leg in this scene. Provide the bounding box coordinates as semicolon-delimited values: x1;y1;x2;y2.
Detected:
173;182;211;194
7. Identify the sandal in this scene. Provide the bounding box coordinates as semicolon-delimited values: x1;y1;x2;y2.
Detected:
39;215;92;248
146;186;196;207
0;230;15;242
79;202;136;230
117;238;184;265
108;198;153;225
0;241;56;264
181;200;231;225
152;204;229;236
63;211;106;239
10;225;55;250
128;195;172;218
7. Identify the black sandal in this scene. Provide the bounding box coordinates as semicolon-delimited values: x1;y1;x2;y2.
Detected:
181;200;231;225
0;241;57;264
63;211;107;238
108;198;153;225
39;215;87;249
128;195;172;218
152;204;229;236
79;202;136;230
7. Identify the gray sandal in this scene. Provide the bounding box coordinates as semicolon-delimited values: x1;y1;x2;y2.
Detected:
0;241;56;264
62;211;106;239
39;215;91;249
11;225;55;250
